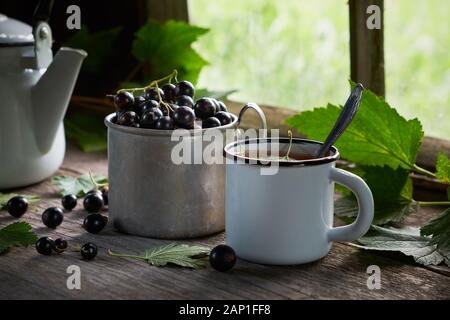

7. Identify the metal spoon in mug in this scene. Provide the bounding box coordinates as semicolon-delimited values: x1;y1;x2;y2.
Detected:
315;83;364;158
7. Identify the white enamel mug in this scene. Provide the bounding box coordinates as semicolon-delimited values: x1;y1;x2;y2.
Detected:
223;138;374;265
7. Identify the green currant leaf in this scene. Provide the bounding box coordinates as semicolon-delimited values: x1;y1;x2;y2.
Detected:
0;222;38;254
435;152;450;184
64;114;107;153
132;20;209;84
109;243;210;269
335;166;416;225
52;174;108;197
285;87;424;170
64;26;122;74
0;194;40;211
421;208;450;252
352;225;450;267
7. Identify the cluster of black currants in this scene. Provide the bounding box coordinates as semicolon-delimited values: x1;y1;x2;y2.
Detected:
60;188;109;234
5;196;99;259
36;237;97;260
112;78;234;130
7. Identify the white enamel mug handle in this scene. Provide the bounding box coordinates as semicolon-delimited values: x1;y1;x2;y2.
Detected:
327;168;374;242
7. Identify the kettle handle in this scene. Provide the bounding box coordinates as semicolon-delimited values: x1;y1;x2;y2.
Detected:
29;0;55;69
32;0;55;27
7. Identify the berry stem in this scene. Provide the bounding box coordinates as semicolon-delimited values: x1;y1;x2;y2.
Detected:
116;70;178;95
154;82;174;114
88;169;108;191
417;201;450;207
107;249;146;261
284;130;293;161
88;169;99;191
412;164;437;179
168;69;178;84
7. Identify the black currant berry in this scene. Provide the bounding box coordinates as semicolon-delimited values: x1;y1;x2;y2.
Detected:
117;111;140;127
162;83;177;103
42;207;64;229
175;95;194;109
83;192;104;213
83;213;108;234
155;116;174;130
6;196;28;218
100;187;108;206
144;87;164;101
61;194;77;211
217;100;228;112
214;111;233;126
114;91;134;113
160;103;178;117
211;98;220;110
173;106;196;129
140;110;162;129
137;99;159;116
209;244;236;272
202;117;221;129
80;242;98;260
176;80;195;98
86;190;97;196
54;238;68;251
194;98;217;120
36;237;55;256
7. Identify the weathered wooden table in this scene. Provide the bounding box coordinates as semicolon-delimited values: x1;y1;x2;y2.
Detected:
0;144;449;300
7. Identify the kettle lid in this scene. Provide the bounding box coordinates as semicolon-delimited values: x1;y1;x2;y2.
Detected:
0;14;34;47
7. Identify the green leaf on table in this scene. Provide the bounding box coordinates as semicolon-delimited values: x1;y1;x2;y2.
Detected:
285;87;424;170
0;194;40;210
435;152;450;183
352;225;450;267
335;166;417;225
52;174;108;197
64;113;107;152
133;20;209;84
108;243;210;269
64;26;122;73
421;208;450;251
0;222;38;254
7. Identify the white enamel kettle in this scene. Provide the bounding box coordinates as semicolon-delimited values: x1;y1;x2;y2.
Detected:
0;9;87;189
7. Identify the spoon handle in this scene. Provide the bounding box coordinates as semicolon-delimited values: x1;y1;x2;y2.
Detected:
315;83;364;158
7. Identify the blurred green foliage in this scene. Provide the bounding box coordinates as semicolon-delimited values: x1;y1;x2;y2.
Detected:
64;26;123;74
190;0;450;138
133;20;209;84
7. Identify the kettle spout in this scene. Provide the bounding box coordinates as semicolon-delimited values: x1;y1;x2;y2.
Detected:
32;47;87;154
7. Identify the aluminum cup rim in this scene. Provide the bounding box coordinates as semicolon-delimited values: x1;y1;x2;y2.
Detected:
104;112;238;137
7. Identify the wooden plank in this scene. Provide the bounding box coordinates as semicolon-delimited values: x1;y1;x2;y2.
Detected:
0;145;448;299
349;0;385;97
